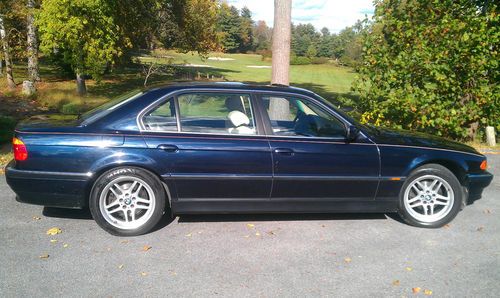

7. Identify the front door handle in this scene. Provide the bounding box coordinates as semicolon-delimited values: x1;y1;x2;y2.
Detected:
157;144;179;152
274;148;294;155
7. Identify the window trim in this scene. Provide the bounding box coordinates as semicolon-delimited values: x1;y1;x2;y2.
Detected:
138;89;261;136
136;88;371;142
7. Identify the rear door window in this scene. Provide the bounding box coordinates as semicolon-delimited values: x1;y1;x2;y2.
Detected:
177;93;256;135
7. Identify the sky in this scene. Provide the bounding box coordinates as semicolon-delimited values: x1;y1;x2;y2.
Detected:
227;0;374;34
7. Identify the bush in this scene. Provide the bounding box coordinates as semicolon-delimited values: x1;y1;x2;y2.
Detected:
311;57;329;64
60;102;87;115
290;56;311;65
0;116;17;144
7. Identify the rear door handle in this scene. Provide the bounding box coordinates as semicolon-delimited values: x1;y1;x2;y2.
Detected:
274;148;294;155
157;144;179;152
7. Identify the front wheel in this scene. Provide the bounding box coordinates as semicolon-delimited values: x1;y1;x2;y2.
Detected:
398;164;463;228
89;167;166;236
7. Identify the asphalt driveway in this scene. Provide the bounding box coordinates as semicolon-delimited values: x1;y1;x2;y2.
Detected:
0;156;499;297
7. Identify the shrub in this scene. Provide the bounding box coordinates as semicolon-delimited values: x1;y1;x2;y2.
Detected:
311;57;329;64
0;116;17;144
290;56;311;65
61;102;87;115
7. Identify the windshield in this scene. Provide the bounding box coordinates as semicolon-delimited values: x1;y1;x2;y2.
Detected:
79;90;143;125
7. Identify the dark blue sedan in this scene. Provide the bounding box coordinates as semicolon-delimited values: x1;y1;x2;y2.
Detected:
5;83;493;236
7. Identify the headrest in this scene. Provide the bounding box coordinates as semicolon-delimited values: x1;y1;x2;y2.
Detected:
228;111;250;127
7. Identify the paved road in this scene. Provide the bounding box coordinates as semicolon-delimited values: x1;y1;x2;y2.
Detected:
1;156;499;297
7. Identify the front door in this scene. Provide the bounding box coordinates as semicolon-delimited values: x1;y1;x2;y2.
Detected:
141;92;272;202
259;95;380;200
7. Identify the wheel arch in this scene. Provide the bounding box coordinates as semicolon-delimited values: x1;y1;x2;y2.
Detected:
83;162;172;209
409;158;467;186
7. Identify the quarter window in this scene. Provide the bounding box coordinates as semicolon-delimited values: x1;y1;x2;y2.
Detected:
143;97;177;131
177;93;256;135
263;96;346;138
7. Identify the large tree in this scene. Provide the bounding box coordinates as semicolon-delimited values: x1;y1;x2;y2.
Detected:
354;0;499;140
37;0;128;95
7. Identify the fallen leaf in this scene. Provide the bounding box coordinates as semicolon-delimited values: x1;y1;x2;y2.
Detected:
185;233;192;237
46;227;62;235
412;287;421;294
39;254;49;259
50;239;58;243
142;245;152;251
344;257;352;263
477;226;484;232
266;231;275;235
244;235;250;238
140;272;148;276
120;240;129;244
392;280;400;286
118;264;124;269
246;223;255;228
444;224;451;228
406;267;413;271
63;244;69;248
255;232;261;236
321;224;326;228
168;270;177;276
483;209;491;214
424;289;433;296
33;216;41;220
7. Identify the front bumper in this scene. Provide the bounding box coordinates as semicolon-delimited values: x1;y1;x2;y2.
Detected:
465;171;494;203
5;160;90;209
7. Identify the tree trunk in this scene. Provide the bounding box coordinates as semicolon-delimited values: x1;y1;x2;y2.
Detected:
0;16;16;90
76;72;87;95
27;0;40;82
0;59;3;77
271;0;292;86
270;0;292;120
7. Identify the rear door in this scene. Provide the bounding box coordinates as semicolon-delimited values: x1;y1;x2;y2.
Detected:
140;90;272;203
258;94;380;200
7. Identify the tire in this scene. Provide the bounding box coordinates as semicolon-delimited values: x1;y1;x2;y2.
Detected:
398;164;463;228
89;167;166;236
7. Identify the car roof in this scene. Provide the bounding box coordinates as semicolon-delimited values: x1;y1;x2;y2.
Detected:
144;81;318;97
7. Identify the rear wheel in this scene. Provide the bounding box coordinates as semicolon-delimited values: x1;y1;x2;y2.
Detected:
398;164;462;228
89;167;166;236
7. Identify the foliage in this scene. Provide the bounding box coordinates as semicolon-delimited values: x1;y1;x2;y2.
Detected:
0;0;28;61
354;0;499;140
37;0;128;81
290;56;311;65
216;3;254;53
0;116;16;144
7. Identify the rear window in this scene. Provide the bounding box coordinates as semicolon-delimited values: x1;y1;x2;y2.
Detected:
79;90;143;125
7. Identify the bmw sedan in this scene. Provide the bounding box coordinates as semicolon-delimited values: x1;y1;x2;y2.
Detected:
5;83;493;236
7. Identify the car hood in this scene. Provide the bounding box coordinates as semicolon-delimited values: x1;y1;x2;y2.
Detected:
367;126;480;155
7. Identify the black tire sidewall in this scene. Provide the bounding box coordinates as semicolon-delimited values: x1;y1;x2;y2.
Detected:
89;167;166;236
398;164;462;228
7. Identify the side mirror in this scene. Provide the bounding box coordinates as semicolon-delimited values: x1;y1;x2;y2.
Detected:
346;125;359;142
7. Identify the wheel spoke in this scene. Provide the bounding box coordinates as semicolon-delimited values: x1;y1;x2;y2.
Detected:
432;181;442;192
423;205;428;215
435;194;450;202
410;201;423;208
105;199;120;209
136;197;150;204
131;209;136;221
135;205;150;210
407;196;420;204
128;181;138;192
123;210;129;222
107;205;121;214
414;181;425;191
133;184;143;196
429;204;435;215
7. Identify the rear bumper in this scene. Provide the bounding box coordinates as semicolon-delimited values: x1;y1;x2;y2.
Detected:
5;160;90;209
465;172;493;203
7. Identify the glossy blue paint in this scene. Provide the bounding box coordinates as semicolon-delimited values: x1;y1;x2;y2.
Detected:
5;82;493;213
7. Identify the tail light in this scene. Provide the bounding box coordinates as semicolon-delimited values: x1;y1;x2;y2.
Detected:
480;160;487;170
13;137;28;161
